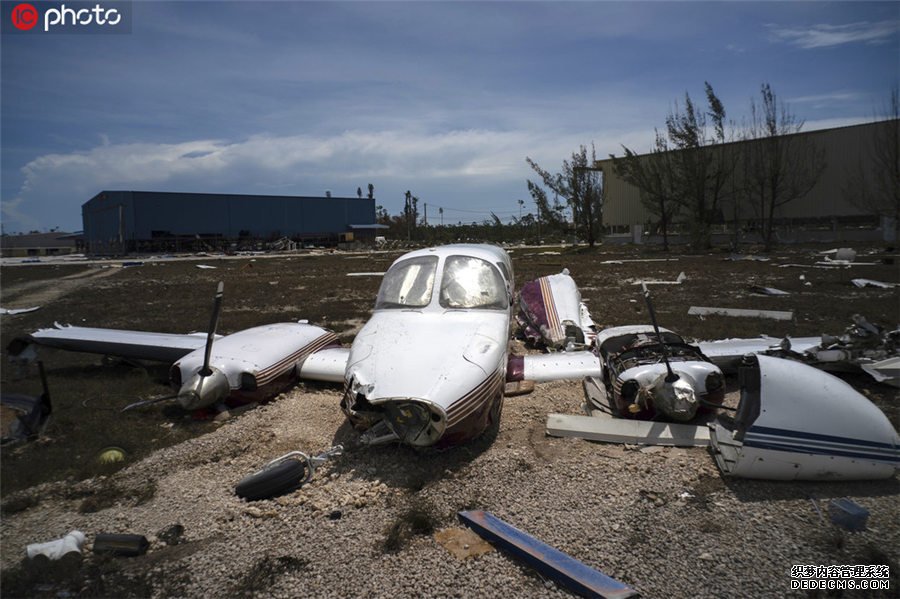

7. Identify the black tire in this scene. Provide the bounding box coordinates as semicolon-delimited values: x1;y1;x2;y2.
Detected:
235;459;307;501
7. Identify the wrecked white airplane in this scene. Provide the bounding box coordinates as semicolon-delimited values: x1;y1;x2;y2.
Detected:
524;273;899;481
10;245;600;449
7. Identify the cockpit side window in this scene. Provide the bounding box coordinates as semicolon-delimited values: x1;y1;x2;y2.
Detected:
439;255;508;310
375;255;438;309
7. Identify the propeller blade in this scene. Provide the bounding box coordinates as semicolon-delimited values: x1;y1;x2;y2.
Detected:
641;282;678;383
200;282;225;376
121;394;180;412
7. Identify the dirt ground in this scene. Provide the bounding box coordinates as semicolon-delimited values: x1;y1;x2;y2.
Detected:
1;242;898;496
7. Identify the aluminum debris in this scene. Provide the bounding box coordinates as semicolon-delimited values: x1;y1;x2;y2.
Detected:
749;286;790;296
851;279;895;289
458;510;638;599
0;306;41;315
546;413;710;446
688;306;793;321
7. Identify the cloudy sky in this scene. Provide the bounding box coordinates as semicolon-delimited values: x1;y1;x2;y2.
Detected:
2;1;898;233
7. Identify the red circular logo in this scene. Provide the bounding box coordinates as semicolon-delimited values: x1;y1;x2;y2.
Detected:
11;3;39;30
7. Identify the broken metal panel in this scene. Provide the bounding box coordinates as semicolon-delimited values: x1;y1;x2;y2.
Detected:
546;413;710;446
709;355;900;481
458;510;638;599
861;357;900;388
688;306;794;321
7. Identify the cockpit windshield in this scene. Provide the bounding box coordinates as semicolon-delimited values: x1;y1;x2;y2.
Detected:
375;256;438;309
439;255;508;310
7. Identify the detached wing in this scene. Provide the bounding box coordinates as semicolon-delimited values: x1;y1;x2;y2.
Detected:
14;323;213;363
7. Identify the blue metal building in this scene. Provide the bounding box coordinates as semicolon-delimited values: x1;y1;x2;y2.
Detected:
82;190;377;254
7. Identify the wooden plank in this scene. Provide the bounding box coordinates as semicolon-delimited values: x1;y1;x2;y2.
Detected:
688;306;793;321
546;413;710;447
458;510;638;599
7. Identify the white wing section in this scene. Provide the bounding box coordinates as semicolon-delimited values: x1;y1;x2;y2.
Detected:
298;347;350;382
522;351;603;382
25;324;213;362
697;336;820;371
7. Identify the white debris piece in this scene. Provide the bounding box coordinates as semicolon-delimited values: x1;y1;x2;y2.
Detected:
196;264;217;269
0;306;41;315
346;272;386;277
851;279;895;289
628;272;686;285
546;413;710;446
688;306;793;321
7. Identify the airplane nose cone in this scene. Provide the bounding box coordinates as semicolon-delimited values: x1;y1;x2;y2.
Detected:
177;369;230;410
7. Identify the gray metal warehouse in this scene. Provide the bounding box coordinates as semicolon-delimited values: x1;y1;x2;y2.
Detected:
82;191;377;254
593;119;898;244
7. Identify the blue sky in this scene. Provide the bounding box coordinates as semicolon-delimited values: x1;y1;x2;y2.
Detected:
2;1;898;233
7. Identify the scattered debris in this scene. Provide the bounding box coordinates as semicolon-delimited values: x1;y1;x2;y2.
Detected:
235;445;343;501
26;531;85;561
1;361;52;445
0;306;41;315
434;527;494;560
92;533;150;557
627;272;686;285
701;315;900;387
601;258;677;264
688;306;793;321
726;254;770;262
821;247;857;262
546;413;710;446
851;278;895;289
828;499;869;532
96;446;127;465
195;264;217;269
749;286;790;296
346;272;385;277
459;510;638;599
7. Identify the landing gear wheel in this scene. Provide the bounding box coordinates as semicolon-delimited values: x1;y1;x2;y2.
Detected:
235;459;307;501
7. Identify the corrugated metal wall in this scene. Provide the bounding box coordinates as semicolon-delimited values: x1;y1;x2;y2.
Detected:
82;191;375;252
598;120;894;227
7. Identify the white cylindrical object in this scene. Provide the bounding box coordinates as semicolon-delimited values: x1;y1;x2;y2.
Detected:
26;530;85;561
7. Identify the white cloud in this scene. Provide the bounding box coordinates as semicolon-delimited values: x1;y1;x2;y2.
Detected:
768;20;900;49
3;128;606;232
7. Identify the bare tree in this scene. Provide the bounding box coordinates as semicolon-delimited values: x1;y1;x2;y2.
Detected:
614;129;679;250
526;144;603;247
618;83;734;250
842;88;900;241
742;83;825;251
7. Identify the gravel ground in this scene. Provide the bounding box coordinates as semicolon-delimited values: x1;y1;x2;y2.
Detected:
2;376;898;598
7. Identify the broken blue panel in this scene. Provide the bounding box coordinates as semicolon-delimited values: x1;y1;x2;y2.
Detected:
828;498;869;532
458;510;638;599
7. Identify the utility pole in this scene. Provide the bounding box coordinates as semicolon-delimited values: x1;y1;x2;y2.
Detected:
424;203;428;226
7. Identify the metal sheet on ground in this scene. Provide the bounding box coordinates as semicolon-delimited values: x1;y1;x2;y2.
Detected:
546;413;710;447
458;510;638;599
